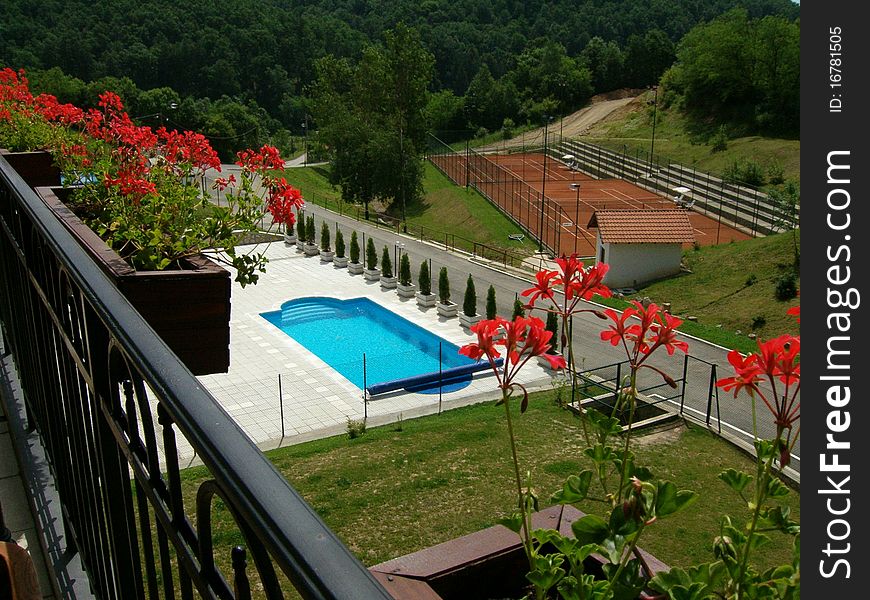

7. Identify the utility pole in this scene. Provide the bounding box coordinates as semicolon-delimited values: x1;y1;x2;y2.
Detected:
302;115;308;167
570;183;581;255
649;86;659;166
539;116;553;254
539;121;548;254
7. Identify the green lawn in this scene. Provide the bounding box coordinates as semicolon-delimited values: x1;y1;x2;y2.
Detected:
278;161;538;256
587;91;800;186
180;393;799;595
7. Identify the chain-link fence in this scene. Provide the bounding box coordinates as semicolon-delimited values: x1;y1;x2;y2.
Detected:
427;133;571;256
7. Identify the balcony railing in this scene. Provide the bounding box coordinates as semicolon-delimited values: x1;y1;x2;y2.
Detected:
0;154;393;599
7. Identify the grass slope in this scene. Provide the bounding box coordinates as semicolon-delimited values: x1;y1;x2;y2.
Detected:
595;232;800;353
586;91;800;186
278;162;537;255
180;394;799;595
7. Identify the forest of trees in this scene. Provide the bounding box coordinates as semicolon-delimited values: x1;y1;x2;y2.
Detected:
2;0;798;135
661;8;799;136
2;0;800;213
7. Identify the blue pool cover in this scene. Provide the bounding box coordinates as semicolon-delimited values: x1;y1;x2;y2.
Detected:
261;297;496;394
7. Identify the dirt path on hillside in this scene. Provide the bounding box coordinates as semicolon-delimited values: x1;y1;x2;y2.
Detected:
478;92;637;152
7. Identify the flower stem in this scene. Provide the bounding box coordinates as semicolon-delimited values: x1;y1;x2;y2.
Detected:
734;426;783;599
616;369;638;503
502;389;534;565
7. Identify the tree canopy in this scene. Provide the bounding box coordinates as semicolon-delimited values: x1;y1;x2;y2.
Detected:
312;24;433;219
662;8;799;136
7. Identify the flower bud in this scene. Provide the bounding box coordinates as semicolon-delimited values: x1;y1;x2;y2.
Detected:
713;535;737;562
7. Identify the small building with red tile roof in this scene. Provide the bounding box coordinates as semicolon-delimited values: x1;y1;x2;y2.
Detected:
587;209;696;288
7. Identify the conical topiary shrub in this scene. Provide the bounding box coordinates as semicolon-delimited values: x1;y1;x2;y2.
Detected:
306;215;316;244
347;230;363;273
436;267;457;317
320;221;331;251
399;253;412;286
335;228;345;258
350;231;360;263
366;237;378;270
512;297;526;320
396;252;416;298
303;215;319;255
295;214;306;247
380;245;396;289
460;274;481;328
416;260;436;308
419;261;432;295
438;267;450;304
486;285;497;319
463;275;477;317
545;311;559;352
380;246;393;278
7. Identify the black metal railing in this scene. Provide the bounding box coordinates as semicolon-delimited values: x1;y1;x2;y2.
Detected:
0;155;393;599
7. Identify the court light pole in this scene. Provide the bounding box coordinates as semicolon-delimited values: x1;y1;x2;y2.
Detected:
539;115;554;254
570;182;581;255
649;86;659;166
302;116;308;166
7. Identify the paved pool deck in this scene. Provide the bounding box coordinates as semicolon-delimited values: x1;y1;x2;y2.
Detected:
190;240;554;463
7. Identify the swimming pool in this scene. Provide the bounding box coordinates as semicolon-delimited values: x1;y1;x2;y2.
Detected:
261;297;484;392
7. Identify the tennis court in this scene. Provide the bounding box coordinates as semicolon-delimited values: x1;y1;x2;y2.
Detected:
430;148;751;256
485;153;751;256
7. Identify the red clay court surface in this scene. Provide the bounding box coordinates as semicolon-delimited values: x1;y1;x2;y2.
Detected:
435;152;750;257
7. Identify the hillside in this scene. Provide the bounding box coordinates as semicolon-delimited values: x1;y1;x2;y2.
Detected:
621;232;800;349
586;90;800;185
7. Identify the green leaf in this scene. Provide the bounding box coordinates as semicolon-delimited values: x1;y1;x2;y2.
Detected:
719;468;752;494
497;512;523;534
666;582;711;600
632;465;654;482
765;477;791;499
608;502;640;538
603;558;647;600
655;481;699;518
571;514;609;546
526;554;565;592
755;439;777;461
584;444;619;464
758;506;800;535
599;535;628;564
649;563;725;595
551;471;594;504
587;409;623;440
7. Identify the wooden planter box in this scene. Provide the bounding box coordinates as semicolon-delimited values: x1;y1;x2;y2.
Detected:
370;505;668;600
35;186;230;375
0;149;61;188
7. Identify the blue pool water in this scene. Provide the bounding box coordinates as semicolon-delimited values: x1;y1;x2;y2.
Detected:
261;297;478;392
